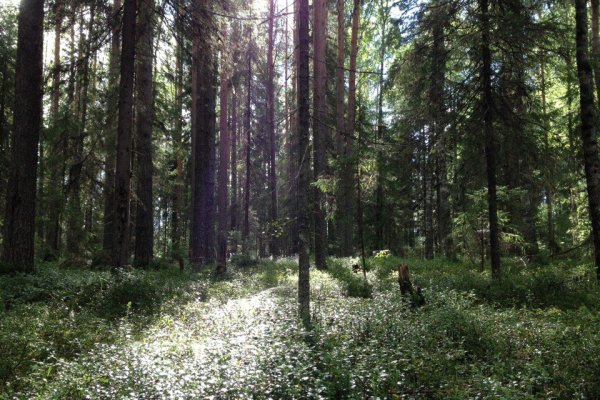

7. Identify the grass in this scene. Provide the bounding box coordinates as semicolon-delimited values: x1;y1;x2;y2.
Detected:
0;256;599;399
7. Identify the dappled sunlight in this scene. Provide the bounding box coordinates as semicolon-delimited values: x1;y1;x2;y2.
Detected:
3;258;600;398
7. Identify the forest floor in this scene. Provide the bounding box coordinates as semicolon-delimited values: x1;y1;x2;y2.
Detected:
1;256;600;399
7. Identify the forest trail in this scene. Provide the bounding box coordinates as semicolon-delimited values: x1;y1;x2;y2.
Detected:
3;258;600;399
15;262;335;399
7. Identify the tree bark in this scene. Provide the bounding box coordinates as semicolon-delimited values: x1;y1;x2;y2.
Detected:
112;0;137;268
172;0;184;265
243;28;252;251
190;0;216;267
133;0;155;268
230;89;238;231
313;0;328;269
217;22;230;273
374;0;387;251
480;0;501;279
339;0;361;257
335;0;346;256
297;0;311;326
575;0;600;280
45;5;63;256
430;3;452;258
67;4;95;258
266;0;279;256
2;0;44;272
102;0;122;258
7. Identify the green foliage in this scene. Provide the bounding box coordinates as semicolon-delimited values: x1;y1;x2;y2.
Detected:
373;249;392;259
1;257;600;399
229;254;260;268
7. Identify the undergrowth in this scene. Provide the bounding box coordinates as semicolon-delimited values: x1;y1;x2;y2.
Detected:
0;256;599;399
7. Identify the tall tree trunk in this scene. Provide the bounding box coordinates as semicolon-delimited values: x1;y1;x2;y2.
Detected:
297;0;311;327
575;0;600;280
112;0;136;268
335;0;346;256
480;0;501;279
45;5;63;256
243;29;252;251
230;89;238;231
133;0;155;268
430;3;452;258
284;0;294;256
171;0;184;268
190;0;216;267
2;0;44;272
339;0;361;257
266;0;279;256
374;0;387;251
67;4;95;258
102;0;122;258
217;23;230;273
424;138;434;259
313;0;328;269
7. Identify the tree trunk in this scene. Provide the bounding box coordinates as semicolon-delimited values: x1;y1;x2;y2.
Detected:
2;0;44;272
297;0;311;326
480;0;501;279
335;0;346;256
112;0;136;268
190;0;216;267
67;4;95;258
217;23;230;273
102;0;122;258
133;0;155;268
230;89;238;232
243;29;252;251
265;0;279;257
374;0;387;251
313;0;328;269
339;0;361;257
45;5;63;256
172;0;184;265
424;142;434;259
575;0;600;280
430;3;452;258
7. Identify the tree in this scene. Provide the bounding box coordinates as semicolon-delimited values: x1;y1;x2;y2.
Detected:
242;27;252;252
217;21;230;273
339;0;361;257
575;0;600;280
312;0;328;269
374;0;388;252
102;0;122;260
171;0;185;267
1;0;44;272
190;0;216;267
429;1;452;258
266;0;279;256
479;0;501;279
335;0;346;255
112;0;137;268
66;3;96;259
134;0;155;268
297;0;311;326
44;2;64;257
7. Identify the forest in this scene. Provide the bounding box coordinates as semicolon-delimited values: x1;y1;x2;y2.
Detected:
1;0;600;397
